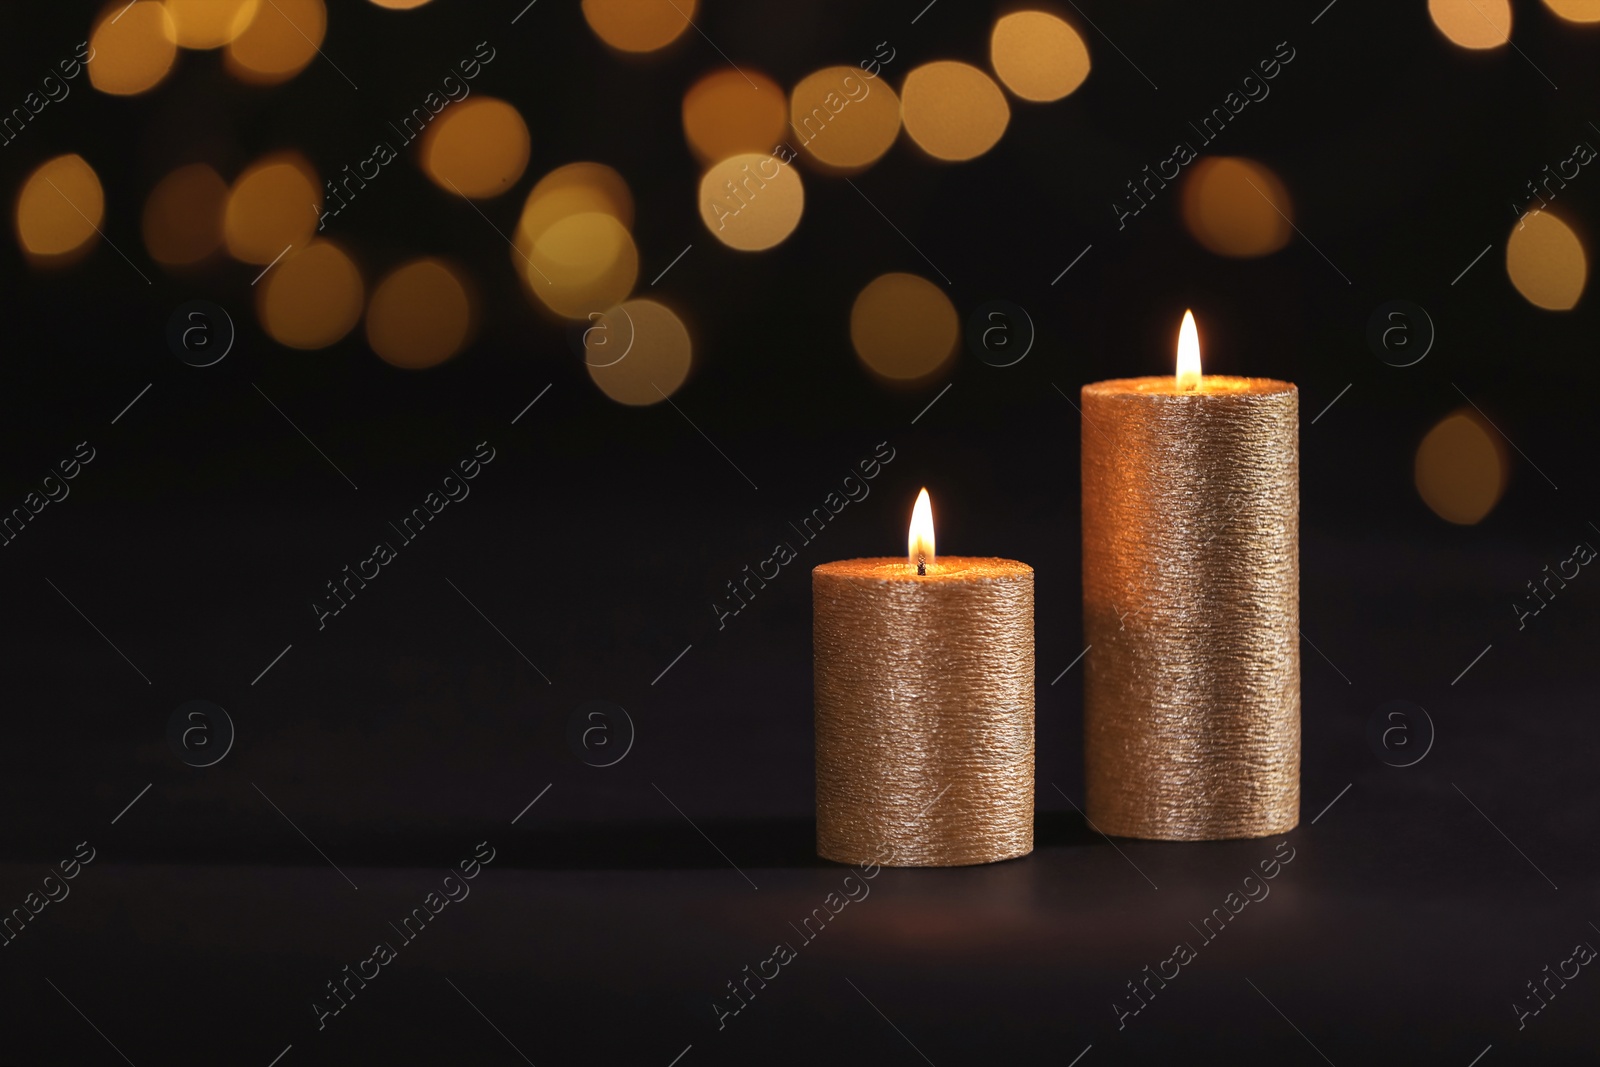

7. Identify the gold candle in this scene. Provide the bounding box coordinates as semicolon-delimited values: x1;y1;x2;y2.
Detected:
1081;311;1299;841
814;490;1034;867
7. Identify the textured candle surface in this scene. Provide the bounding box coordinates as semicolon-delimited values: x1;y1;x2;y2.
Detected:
1081;376;1300;840
813;557;1034;866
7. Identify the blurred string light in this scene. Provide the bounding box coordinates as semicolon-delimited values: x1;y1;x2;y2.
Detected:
513;163;639;319
683;69;787;165
850;272;958;382
788;66;901;172
164;0;258;49
16;154;104;258
143;162;227;266
226;0;326;84
225;153;321;264
989;11;1090;102
89;1;178;96
366;258;473;369
582;0;695;52
421;98;531;198
1414;409;1508;524
1428;0;1512;48
524;212;639;318
1543;0;1600;22
585;299;692;405
258;240;363;349
515;162;634;247
1180;157;1292;257
900;61;1010;162
698;152;804;251
1507;211;1587;309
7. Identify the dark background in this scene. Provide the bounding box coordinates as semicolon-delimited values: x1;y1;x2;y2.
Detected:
1;0;1597;1063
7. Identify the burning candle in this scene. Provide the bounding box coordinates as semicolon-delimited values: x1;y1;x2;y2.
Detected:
813;489;1034;866
1081;311;1300;840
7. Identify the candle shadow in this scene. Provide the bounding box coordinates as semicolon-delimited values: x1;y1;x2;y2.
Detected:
505;816;834;870
1034;809;1108;849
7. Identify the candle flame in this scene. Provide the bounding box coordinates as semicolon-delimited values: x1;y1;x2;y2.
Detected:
1176;309;1202;391
908;488;935;570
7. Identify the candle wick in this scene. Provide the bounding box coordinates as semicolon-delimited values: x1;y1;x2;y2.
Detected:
917;554;926;576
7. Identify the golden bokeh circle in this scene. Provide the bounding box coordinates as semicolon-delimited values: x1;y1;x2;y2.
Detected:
789;66;902;172
850;272;959;382
683;69;788;165
369;0;433;8
89;1;179;96
366;258;472;369
524;211;639;319
16;154;105;258
1414;410;1508;525
698;152;805;251
258;241;364;349
586;299;693;405
581;0;695;52
515;162;634;251
422;98;531;199
1428;0;1512;48
1506;211;1586;310
164;0;259;49
226;0;326;84
901;61;1011;162
1543;0;1600;21
225;154;321;265
1181;157;1293;258
144;162;228;266
990;11;1091;102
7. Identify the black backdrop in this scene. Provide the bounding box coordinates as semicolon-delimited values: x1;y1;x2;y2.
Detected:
1;1;1598;1063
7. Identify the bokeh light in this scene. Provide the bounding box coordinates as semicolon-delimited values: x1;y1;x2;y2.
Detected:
513;164;637;318
1507;210;1587;310
586;299;693;405
523;212;639;319
683;69;787;165
789;66;902;172
850;272;959;382
165;0;259;49
225;154;321;265
16;155;105;258
1428;0;1511;48
143;162;227;266
422;98;531;199
1543;0;1600;22
89;1;179;96
901;61;1010;162
369;0;433;8
366;259;472;369
258;241;364;349
1414;409;1508;525
1181;157;1292;258
698;153;804;251
226;0;326;84
990;11;1090;102
516;162;634;250
581;0;695;53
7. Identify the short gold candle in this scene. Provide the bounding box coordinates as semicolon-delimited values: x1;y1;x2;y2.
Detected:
813;555;1034;867
1081;367;1300;841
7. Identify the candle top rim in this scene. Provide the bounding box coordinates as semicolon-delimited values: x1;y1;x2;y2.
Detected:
815;557;1032;582
1084;375;1296;397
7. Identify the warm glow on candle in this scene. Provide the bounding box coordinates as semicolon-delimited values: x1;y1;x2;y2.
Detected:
1176;309;1202;391
908;487;936;570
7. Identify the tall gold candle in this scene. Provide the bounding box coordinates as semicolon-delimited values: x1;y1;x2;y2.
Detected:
1081;311;1299;841
814;490;1034;867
